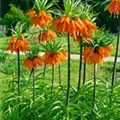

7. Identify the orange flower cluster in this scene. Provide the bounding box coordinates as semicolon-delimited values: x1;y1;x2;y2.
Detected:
44;51;67;65
26;9;36;17
82;45;113;64
38;29;57;42
106;0;120;15
68;18;86;37
6;36;29;53
51;15;70;33
24;56;44;69
73;19;98;42
83;19;98;37
28;10;52;26
52;15;97;41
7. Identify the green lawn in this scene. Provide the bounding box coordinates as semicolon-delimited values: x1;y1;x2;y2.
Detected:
1;56;120;119
0;73;12;118
1;59;120;95
0;37;10;50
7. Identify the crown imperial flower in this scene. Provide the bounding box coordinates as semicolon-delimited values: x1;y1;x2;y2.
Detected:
106;0;120;15
6;36;29;53
82;45;113;64
24;56;44;69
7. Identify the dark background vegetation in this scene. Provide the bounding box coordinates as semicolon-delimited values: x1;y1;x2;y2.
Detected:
0;0;118;33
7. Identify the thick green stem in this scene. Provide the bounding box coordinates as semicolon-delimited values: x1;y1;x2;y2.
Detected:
78;42;83;91
29;69;34;78
83;63;86;84
112;16;120;86
83;47;86;84
18;51;20;96
39;30;42;45
43;64;46;77
32;69;35;120
66;34;71;106
33;69;35;101
93;63;97;118
17;51;20;117
51;65;55;99
58;64;61;86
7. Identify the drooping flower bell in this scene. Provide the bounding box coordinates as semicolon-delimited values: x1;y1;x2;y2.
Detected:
23;43;44;69
44;51;67;66
68;18;98;42
24;56;44;69
27;10;52;27
82;45;113;64
26;9;36;17
68;18;86;38
6;36;29;53
106;0;120;15
27;0;53;27
82;19;98;36
51;15;70;33
38;29;57;42
82;29;113;64
42;39;67;66
31;10;52;27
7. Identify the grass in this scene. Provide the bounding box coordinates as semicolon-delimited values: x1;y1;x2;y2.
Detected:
0;36;10;50
0;73;12;118
1;59;120;93
1;56;120;119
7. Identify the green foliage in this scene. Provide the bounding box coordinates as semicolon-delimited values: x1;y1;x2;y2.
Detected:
11;22;27;38
89;29;114;47
81;0;118;33
54;0;95;20
0;50;9;63
63;0;80;17
34;0;54;13
1;4;31;30
25;43;41;58
1;77;120;120
1;0;33;18
77;3;96;21
41;39;67;53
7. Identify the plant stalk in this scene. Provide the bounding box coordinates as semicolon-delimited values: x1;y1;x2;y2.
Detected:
93;63;97;118
83;47;86;84
39;30;42;45
51;65;55;99
17;51;20;117
43;64;46;77
112;16;120;86
29;69;34;78
78;41;83;91
58;63;61;86
32;68;35;120
66;34;71;106
33;69;35;101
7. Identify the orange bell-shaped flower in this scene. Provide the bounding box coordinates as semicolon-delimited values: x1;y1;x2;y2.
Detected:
70;18;98;42
44;51;67;66
30;10;52;27
82;45;113;64
26;9;36;17
23;56;44;69
106;0;120;15
38;29;57;42
6;36;29;53
51;15;70;33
